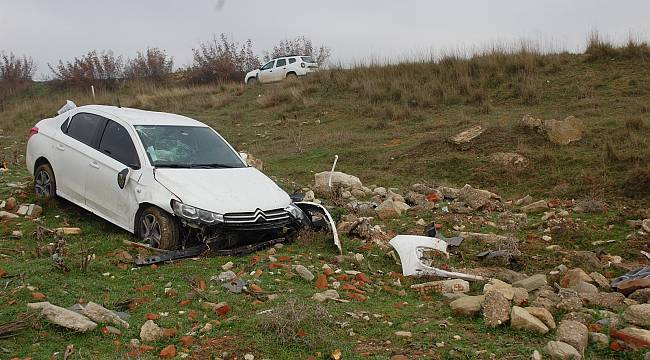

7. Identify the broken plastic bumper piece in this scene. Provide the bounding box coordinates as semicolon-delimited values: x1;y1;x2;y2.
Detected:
389;235;485;282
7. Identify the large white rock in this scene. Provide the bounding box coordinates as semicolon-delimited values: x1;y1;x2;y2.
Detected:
511;306;549;334
314;171;362;194
80;302;129;328
544;341;581;359
140;320;166;342
624;304;650;328
27;302;97;332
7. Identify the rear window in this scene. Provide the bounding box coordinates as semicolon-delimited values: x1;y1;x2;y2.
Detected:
301;56;315;63
66;113;106;147
288;58;296;64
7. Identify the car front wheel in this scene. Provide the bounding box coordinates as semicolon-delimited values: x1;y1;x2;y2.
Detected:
34;163;56;198
137;206;179;250
247;77;258;85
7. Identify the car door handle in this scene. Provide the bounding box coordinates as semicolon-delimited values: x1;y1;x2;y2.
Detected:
89;161;100;169
56;144;65;151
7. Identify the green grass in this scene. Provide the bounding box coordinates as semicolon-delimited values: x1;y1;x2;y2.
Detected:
1;47;650;359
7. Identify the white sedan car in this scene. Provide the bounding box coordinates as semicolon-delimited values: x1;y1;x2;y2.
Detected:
245;55;319;84
26;103;333;253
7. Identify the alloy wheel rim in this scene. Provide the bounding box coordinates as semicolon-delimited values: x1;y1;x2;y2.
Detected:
34;170;52;197
141;214;161;248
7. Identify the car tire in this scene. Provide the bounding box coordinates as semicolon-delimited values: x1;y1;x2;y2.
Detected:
286;73;298;80
34;163;56;198
137;206;179;250
247;77;258;85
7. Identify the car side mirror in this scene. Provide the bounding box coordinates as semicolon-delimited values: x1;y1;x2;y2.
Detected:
117;168;130;189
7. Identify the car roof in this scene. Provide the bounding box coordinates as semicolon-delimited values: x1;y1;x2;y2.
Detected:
272;55;310;60
75;105;207;127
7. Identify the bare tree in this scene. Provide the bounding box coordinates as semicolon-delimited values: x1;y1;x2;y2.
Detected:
264;36;331;65
0;52;36;99
125;48;174;82
190;34;260;83
49;50;123;89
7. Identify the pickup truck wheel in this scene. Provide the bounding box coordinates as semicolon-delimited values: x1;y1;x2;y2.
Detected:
247;77;258;85
34;163;56;198
138;207;179;250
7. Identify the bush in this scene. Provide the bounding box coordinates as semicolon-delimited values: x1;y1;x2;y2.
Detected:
264;36;331;65
0;52;35;100
49;50;123;89
124;48;173;82
585;31;650;61
190;34;260;83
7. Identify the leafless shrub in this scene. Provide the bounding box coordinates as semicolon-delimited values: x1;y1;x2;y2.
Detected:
575;197;607;213
585;31;650;61
124;48;173;82
258;299;336;348
264;36;331;66
0;52;35;100
190;34;260;83
49;50;123;89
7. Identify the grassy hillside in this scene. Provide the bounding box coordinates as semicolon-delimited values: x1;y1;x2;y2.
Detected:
0;42;649;359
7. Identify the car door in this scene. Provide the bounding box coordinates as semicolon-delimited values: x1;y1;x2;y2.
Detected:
84;118;142;231
258;60;275;83
53;112;106;205
274;58;287;80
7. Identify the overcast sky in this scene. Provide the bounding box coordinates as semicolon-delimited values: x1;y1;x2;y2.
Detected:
2;0;649;78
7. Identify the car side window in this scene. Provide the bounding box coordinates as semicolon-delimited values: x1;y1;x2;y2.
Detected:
60;117;70;132
288;58;296;64
261;61;274;70
276;58;286;67
66;113;106;147
99;120;140;168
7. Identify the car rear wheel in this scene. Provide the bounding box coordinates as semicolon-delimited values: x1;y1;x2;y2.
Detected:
137;206;179;250
286;73;298;80
34;163;56;198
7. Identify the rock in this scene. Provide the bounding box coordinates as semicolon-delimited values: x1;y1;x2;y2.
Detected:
449;125;485;145
562;312;593;326
303;190;315;202
526;306;556;329
295;265;315;281
589;272;610;289
513;274;548;291
103;326;121;335
438;186;460;199
27;302;97;332
442;293;468;301
140;320;166;342
416;218;427;226
556;289;583;312
624;304;650;328
611;327;650;349
410;279;470;294
617;277;650;296
588;332;609;347
531;350;542;360
239;152;263;170
513;288;529;306
572;281;598;295
0;210;19;219
450;295;484;316
483;278;514;300
561;268;592;288
221;261;234;271
314;171;362;194
544;116;585;145
457;184;499;210
5;197;16;210
160;344;177;359
489;152;528;167
521;200;548;213
629;288;650;303
312;290;339;303
244;354;254;360
511;306;549;334
483;291;511;327
27;204;43;217
543;341;581;360
515;195;534;206
375;199;402;219
11;230;22;238
79;302;129;328
521;114;544;131
581;291;626;311
556;320;588;354
643;219;650;233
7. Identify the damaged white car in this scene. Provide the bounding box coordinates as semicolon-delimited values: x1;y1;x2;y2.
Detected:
26;102;338;262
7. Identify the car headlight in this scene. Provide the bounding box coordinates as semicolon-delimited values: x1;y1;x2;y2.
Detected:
171;200;224;224
284;204;304;220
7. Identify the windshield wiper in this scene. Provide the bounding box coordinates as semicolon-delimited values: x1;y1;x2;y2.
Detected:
188;163;238;169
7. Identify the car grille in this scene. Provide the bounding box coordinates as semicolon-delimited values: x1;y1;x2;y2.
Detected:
223;208;292;230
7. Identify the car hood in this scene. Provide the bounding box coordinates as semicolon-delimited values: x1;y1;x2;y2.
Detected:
154;167;291;213
245;69;259;78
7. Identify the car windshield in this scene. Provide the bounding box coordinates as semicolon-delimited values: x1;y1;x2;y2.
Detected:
134;125;245;168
